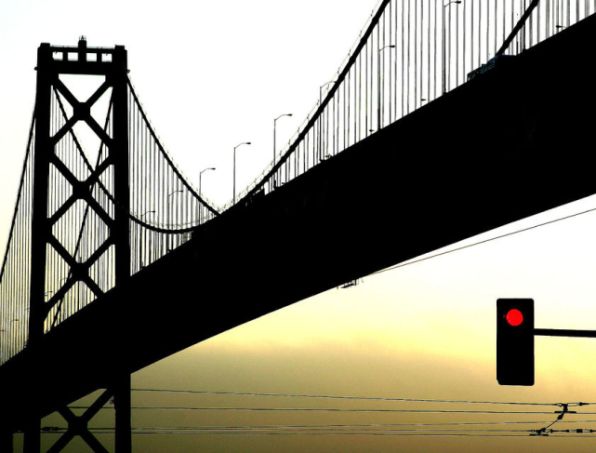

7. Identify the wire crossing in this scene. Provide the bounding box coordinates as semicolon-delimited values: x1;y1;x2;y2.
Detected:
41;393;596;438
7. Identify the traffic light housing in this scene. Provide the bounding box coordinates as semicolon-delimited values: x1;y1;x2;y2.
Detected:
497;298;534;386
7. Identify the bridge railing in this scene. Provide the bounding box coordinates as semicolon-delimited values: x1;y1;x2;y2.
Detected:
230;0;596;207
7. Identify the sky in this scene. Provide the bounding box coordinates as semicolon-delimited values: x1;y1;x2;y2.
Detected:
3;0;596;451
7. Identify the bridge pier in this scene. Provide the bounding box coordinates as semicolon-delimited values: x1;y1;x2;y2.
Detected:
23;419;40;453
114;374;132;453
1;430;13;453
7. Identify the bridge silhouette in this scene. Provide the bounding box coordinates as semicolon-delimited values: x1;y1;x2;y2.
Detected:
2;0;596;451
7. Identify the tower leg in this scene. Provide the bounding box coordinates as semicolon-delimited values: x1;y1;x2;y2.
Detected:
23;418;40;453
114;374;131;453
0;431;13;453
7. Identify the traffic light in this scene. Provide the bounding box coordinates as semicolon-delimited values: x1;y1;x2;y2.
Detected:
497;298;534;386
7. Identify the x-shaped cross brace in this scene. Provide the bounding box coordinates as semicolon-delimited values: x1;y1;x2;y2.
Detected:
47;389;112;453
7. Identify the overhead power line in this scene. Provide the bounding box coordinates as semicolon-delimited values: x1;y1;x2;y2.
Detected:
69;405;562;415
38;425;596;438
373;205;596;275
130;388;570;407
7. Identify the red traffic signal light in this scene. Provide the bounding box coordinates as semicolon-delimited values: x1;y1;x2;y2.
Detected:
497;299;534;386
505;308;524;327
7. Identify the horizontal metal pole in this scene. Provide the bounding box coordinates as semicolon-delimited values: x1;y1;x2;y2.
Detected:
534;328;596;338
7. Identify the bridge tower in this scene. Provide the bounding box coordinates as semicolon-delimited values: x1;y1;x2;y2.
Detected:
25;38;131;452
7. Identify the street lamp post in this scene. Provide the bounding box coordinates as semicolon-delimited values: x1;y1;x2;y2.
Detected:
378;44;396;130
198;167;215;223
140;210;156;218
273;114;292;188
319;81;336;106
443;1;462;95
318;81;335;161
233;142;251;204
167;190;183;227
167;190;183;251
139;210;155;268
199;167;216;199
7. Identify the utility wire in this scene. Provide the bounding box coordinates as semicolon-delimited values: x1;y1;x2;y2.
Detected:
37;426;593;438
39;425;529;433
39;427;530;434
130;388;567;407
373;205;596;275
69;405;563;415
39;419;596;437
45;420;589;430
41;420;596;432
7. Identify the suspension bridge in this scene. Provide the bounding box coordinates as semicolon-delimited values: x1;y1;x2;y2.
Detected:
2;0;596;451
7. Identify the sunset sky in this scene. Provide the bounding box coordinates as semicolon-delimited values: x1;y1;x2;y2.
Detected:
3;0;596;451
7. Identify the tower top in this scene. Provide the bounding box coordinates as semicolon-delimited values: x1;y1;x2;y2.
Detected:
36;40;127;75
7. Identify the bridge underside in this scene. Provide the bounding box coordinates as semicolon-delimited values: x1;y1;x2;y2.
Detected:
2;14;596;432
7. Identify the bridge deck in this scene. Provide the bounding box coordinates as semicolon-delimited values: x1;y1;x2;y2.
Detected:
2;14;596;431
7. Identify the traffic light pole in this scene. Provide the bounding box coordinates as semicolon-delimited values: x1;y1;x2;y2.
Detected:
497;298;596;386
534;328;596;338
